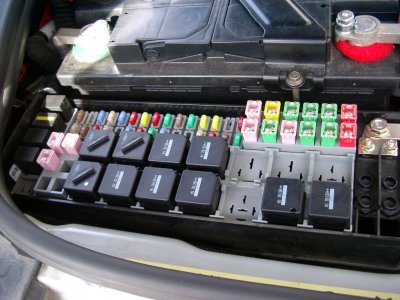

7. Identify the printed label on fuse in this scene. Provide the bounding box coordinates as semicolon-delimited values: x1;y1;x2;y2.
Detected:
190;177;203;197
277;185;288;206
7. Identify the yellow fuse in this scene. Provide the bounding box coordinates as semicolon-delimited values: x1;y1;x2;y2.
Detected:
264;101;281;120
140;112;150;127
199;114;209;129
211;115;220;130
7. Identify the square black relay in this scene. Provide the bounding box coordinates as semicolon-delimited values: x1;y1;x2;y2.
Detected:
308;181;351;230
175;170;221;216
98;164;139;207
261;177;304;225
112;131;151;165
64;161;103;202
135;167;177;211
148;133;187;168
79;129;117;162
186;136;229;178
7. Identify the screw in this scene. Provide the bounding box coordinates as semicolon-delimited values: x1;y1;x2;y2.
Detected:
360;138;375;153
336;10;355;32
367;118;390;137
286;71;305;88
383;139;397;151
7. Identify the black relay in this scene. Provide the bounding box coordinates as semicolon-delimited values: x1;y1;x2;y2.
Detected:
148;133;187;168
98;164;139;207
22;128;50;147
63;161;103;202
135;167;177;212
308;181;351;230
186;136;229;178
112;131;151;165
175;170;221;216
79;129;117;162
13;146;42;175
261;177;304;225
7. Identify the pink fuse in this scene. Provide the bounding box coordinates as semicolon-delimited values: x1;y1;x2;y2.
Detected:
280;120;297;144
241;118;259;142
61;133;82;155
47;132;65;154
245;100;262;120
36;149;60;171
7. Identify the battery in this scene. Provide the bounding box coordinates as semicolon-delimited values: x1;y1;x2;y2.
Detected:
148;133;187;169
79;129;117;162
175;170;221;216
98;164;139;207
261;177;304;225
63;161;103;202
41;95;74;121
308;181;351;230
32;112;66;132
112;131;151;165
186;136;229;178
135;167;177;212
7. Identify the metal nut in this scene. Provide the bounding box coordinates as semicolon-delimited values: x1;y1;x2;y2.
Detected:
286;71;305;88
382;139;398;156
366;118;390;137
336;10;355;32
359;138;375;154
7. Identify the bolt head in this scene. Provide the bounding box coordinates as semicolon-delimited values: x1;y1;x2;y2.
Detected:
370;118;387;131
337;10;355;25
286;71;305;88
384;139;397;151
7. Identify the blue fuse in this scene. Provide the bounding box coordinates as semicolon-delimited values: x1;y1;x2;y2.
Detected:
117;111;127;126
159;127;168;134
125;126;135;132
96;110;106;125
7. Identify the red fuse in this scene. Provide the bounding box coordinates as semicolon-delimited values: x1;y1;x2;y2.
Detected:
340;123;357;147
129;112;139;126
152;112;161;126
136;127;145;132
92;124;101;130
341;104;357;123
208;131;217;137
237;116;244;131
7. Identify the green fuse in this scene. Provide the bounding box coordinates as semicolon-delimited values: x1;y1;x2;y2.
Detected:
302;102;319;121
187;114;196;129
233;132;242;147
321;122;338;147
321;103;337;122
163;113;172;127
261;119;278;143
147;126;156;136
299;121;316;145
283;101;300;121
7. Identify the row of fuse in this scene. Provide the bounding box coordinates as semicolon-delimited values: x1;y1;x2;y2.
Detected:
68;109;243;145
239;100;358;147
